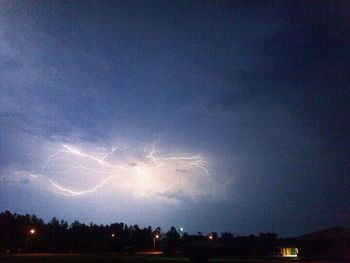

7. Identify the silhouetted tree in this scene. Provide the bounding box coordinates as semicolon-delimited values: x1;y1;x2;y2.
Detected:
0;210;289;258
165;226;180;252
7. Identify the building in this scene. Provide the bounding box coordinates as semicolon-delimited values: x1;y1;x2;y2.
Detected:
277;246;298;257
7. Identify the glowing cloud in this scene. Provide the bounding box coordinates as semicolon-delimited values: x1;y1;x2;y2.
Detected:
31;143;215;201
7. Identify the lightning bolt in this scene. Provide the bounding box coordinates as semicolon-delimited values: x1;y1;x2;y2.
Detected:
48;176;113;196
39;144;209;197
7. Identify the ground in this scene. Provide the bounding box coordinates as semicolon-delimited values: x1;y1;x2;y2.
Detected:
0;253;341;263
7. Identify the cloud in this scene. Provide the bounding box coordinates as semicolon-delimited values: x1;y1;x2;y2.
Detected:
2;139;228;203
19;179;30;184
0;9;113;143
157;190;189;202
0;177;10;185
0;170;38;185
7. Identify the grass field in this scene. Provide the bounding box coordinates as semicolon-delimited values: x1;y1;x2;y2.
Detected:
0;253;331;263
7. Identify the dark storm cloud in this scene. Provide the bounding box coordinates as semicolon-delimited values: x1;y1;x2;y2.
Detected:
0;0;349;236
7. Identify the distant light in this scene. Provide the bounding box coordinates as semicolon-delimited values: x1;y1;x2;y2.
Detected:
280;247;298;257
155;234;159;239
208;235;213;240
180;227;184;232
111;233;115;237
30;229;35;235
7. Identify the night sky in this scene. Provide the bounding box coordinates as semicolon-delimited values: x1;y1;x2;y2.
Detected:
1;0;349;237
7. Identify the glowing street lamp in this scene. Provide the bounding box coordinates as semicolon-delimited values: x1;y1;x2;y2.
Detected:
208;234;213;240
111;233;115;238
179;227;184;238
153;234;159;250
26;228;36;251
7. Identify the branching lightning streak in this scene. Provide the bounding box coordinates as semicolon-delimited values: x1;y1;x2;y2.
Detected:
45;157;114;175
41;144;209;197
48;176;113;196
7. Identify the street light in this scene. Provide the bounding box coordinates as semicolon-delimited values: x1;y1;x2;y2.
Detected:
208;234;213;240
179;227;184;238
153;234;159;250
111;233;115;238
27;228;36;251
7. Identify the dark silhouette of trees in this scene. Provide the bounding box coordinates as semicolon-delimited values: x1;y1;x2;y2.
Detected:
0;210;292;259
0;211;158;253
221;232;234;242
164;226;180;252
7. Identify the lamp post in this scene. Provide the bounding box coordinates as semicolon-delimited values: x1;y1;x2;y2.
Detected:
153;234;159;250
26;228;36;251
179;227;184;238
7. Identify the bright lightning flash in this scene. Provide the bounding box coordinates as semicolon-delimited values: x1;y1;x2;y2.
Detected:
37;144;209;198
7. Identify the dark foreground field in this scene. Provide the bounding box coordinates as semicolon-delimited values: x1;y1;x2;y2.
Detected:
0;254;338;263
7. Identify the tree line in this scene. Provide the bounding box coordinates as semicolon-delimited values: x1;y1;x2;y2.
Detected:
0;210;293;256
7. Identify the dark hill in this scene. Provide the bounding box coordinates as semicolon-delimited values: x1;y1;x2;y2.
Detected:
297;226;350;240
